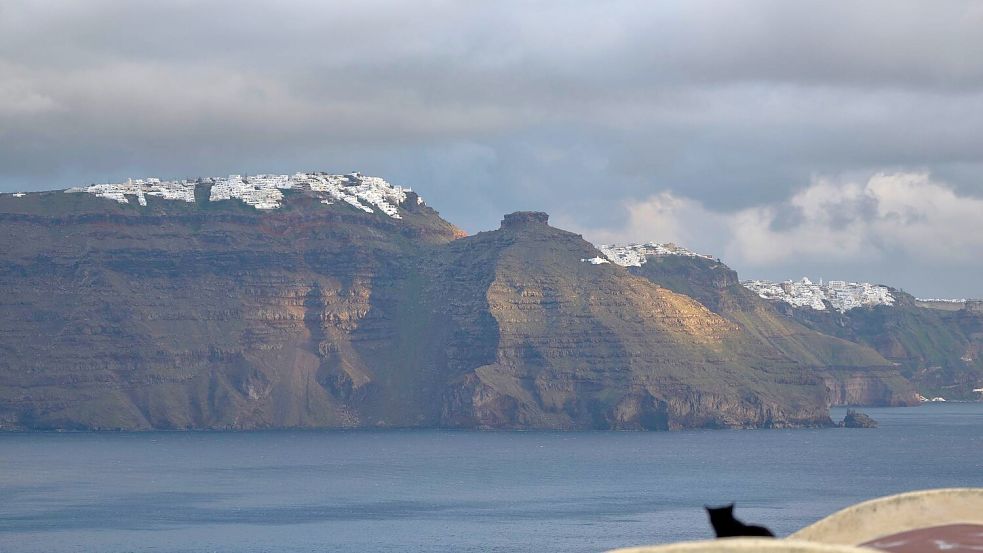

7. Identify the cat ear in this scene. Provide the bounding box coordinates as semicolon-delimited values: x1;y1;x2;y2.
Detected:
727;503;735;510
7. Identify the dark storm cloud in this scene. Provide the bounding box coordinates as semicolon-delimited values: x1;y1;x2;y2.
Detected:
2;1;982;295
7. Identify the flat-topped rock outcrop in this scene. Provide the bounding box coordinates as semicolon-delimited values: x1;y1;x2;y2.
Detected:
0;177;955;430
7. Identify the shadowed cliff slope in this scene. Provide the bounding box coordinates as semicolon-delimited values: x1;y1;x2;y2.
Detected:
625;255;918;406
0;187;918;429
429;213;835;429
0;187;460;429
778;292;983;400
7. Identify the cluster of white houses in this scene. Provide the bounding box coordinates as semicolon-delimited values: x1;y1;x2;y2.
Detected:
66;178;197;206
597;242;716;267
589;242;896;314
742;277;895;313
63;172;417;218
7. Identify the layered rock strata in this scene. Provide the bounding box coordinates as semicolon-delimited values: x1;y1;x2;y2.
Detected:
0;182;933;430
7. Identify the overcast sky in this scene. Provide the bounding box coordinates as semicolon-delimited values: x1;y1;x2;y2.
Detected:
2;1;982;296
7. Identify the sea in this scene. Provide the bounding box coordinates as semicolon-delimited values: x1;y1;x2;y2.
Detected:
1;403;981;553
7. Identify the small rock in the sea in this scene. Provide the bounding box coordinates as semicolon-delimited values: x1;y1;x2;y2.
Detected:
839;409;878;428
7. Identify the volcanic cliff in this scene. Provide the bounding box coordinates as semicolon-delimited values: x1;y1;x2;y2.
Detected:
615;253;918;406
0;175;924;429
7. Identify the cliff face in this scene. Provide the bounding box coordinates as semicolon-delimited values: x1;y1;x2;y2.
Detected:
821;371;916;406
0;189;843;430
780;293;983;401
430;214;832;429
0;187;462;429
627;256;918;407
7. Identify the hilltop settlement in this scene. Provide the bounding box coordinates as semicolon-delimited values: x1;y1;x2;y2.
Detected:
1;172;980;430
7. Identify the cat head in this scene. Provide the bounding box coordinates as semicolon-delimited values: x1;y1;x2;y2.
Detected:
705;503;736;523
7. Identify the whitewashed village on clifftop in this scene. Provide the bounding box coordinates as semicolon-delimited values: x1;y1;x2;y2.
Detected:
6;175;972;315
596;242;717;267
60;172;419;218
742;277;895;313
592;243;897;314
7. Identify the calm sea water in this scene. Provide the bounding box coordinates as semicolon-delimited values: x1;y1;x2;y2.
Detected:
1;403;981;553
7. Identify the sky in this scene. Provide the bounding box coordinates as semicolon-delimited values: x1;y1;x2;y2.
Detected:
2;1;982;297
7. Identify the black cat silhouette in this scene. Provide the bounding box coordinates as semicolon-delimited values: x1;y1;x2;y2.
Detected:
705;503;775;538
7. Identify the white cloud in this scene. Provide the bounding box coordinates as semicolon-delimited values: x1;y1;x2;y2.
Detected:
571;172;983;293
572;192;729;251
728;172;983;264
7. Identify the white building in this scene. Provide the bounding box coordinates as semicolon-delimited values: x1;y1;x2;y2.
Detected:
742;277;895;313
64;171;417;219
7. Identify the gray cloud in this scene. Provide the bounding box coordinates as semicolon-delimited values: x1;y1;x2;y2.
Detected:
566;172;983;298
2;1;982;295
